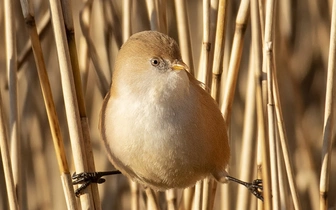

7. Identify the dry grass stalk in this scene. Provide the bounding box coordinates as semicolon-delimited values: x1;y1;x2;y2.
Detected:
17;11;51;70
251;0;272;208
179;187;194;210
166;189;177;210
201;177;212;210
80;0;109;96
0;92;19;210
194;181;203;210
174;0;195;75
145;187;160;210
60;0;101;207
265;37;280;210
264;0;280;208
48;0;96;208
4;0;21;208
235;48;257;210
272;51;302;210
130;181;140;210
221;0;249;122
197;0;210;85
158;0;167;34
319;0;336;209
123;0;132;42
146;0;160;32
198;1;213;208
18;0;78;209
210;0;227;102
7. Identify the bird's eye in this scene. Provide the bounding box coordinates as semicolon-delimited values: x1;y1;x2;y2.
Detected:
150;58;160;66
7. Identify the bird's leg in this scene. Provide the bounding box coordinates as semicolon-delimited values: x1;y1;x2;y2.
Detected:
72;170;121;196
225;176;263;201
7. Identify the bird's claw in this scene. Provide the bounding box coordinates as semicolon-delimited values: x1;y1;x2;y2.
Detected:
72;171;121;197
72;172;106;197
247;179;263;201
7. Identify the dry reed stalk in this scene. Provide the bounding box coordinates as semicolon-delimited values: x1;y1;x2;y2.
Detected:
207;179;217;210
80;0;109;96
235;47;257;210
264;0;280;208
78;34;89;94
271;51;302;210
219;182;229;210
194;181;203;210
210;0;227;102
130;181;140;210
166;189;177;210
221;0;249;122
29;118;52;209
18;11;51;70
197;0;210;85
276;144;288;209
145;187;160;210
197;1;213;208
48;0;96;208
251;0;272;208
201;177;212;210
103;0;123;49
18;0;78;209
0;92;19;210
4;0;22;208
179;187;194;210
146;0;160;31
319;0;336;209
174;0;195;75
158;0;167;34
60;0;102;207
123;0;132;42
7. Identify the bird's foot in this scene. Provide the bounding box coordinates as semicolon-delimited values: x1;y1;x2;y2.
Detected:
246;179;263;201
72;171;121;197
226;176;263;201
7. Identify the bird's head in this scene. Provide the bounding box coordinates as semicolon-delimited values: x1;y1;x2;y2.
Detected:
111;31;190;101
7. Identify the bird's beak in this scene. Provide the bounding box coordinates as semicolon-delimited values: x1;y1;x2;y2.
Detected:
171;60;189;71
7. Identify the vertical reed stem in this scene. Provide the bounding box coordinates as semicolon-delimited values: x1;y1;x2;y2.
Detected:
221;0;249;122
5;0;22;207
174;0;195;74
264;0;280;208
319;0;336;209
0;92;19;210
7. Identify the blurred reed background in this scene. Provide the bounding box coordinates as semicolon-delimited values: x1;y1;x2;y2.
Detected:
0;0;335;209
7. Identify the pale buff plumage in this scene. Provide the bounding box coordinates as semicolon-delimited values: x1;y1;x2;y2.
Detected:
99;31;230;190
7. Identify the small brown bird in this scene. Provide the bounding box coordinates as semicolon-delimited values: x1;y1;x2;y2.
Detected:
99;30;230;190
73;31;262;200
